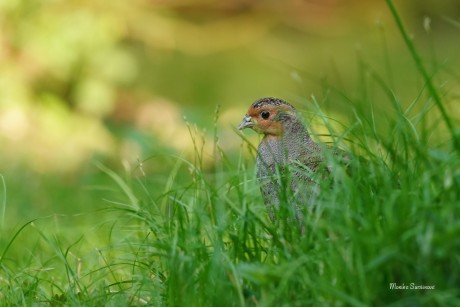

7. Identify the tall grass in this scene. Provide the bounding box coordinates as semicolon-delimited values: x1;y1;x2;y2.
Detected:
1;1;459;305
0;174;5;230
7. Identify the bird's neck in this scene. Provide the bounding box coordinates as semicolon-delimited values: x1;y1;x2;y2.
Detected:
260;119;316;160
283;118;309;137
263;118;312;142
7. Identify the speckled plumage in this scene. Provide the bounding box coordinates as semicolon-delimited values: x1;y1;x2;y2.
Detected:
239;97;344;222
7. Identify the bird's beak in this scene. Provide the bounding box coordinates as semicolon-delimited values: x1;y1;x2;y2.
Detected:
238;115;254;130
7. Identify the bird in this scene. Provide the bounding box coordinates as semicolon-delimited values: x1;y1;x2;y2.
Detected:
238;97;347;223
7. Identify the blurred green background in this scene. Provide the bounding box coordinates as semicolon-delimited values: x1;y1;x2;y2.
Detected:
0;0;459;223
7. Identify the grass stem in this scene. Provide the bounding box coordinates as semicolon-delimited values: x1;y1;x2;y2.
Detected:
386;0;460;151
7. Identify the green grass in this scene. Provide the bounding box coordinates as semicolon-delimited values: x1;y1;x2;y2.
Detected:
1;1;460;305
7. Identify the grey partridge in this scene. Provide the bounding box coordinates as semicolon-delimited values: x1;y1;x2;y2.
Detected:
238;97;347;222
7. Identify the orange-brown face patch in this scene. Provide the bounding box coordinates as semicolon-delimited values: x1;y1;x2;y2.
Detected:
246;104;292;136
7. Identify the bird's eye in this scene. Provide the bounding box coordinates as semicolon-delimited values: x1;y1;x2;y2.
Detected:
261;111;270;119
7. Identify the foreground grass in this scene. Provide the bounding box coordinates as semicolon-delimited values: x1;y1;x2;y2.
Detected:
1;89;459;306
1;3;460;306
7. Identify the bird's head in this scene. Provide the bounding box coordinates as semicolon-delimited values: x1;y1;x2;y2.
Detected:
238;97;298;137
